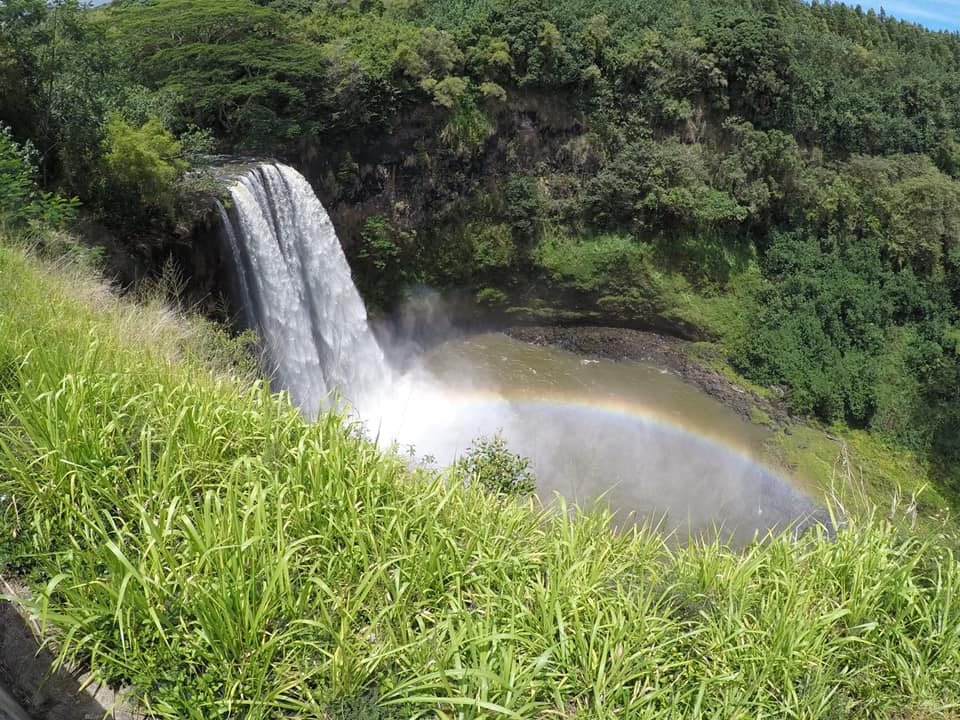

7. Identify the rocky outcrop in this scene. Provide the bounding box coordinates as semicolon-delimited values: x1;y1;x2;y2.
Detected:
504;325;793;427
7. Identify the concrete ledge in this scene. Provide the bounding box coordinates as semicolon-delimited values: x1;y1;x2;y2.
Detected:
0;579;139;720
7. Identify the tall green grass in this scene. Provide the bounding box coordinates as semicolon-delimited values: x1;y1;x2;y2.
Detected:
2;243;960;719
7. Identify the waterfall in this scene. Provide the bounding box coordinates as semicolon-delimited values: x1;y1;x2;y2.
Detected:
218;163;389;417
214;165;827;542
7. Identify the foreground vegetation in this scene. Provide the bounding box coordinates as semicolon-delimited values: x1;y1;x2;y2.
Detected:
2;243;960;719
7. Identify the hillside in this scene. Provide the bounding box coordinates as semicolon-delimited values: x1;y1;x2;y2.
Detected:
4;1;960;714
1;239;960;719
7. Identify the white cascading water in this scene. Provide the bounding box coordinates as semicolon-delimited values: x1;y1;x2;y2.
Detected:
218;163;390;417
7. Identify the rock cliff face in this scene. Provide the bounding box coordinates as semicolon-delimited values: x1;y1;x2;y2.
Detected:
162;99;704;340
297;96;584;255
76;199;227;322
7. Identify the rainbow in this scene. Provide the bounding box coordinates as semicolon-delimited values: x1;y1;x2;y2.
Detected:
371;384;775;474
358;346;828;541
438;388;762;452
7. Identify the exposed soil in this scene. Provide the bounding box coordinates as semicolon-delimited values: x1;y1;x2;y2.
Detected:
505;325;794;429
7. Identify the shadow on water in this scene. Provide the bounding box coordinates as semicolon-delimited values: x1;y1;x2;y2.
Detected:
0;583;136;720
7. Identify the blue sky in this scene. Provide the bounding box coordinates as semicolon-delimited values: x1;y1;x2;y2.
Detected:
838;1;960;32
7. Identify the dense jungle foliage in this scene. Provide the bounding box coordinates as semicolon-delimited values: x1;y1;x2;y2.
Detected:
1;0;959;493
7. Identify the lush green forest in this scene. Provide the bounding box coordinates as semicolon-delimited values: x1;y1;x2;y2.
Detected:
2;0;959;493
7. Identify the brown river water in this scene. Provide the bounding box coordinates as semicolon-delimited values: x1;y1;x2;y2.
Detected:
366;332;827;546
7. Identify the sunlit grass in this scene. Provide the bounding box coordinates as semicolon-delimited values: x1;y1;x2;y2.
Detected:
2;243;960;719
765;423;954;534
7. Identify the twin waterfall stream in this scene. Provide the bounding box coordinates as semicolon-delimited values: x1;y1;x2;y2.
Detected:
218;163;389;416
218;162;826;543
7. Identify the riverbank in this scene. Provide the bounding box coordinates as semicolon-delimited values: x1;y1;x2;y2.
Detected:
505;325;791;427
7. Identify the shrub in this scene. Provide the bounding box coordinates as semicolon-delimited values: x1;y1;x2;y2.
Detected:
454;433;537;498
99;114;186;223
0;124;78;232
